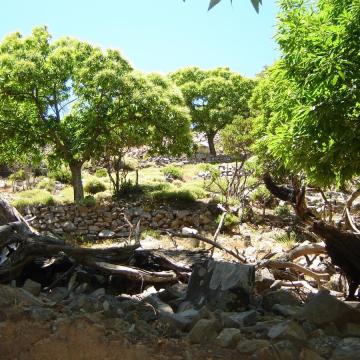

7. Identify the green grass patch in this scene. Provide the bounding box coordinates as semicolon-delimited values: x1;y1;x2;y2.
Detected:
161;165;184;180
150;189;197;206
84;178;107;194
12;189;55;211
36;177;56;193
95;168;108;178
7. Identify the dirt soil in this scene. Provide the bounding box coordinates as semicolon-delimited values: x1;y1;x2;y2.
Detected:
0;310;245;360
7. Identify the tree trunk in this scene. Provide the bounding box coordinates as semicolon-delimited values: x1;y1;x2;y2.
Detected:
207;131;217;156
69;161;84;203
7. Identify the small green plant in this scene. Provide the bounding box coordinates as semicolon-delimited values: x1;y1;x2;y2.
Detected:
49;166;72;184
117;179;142;197
274;204;291;218
215;213;239;230
84;178;107;194
9;170;25;182
250;185;272;204
161;165;183;180
141;229;161;239
80;195;96;207
94;190;112;202
95;168;108;178
9;169;26;181
181;184;207;199
12;189;55;211
37;178;56;193
273;231;298;249
122;157;138;171
150;189;196;205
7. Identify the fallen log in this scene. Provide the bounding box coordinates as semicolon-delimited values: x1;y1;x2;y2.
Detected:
0;198;188;287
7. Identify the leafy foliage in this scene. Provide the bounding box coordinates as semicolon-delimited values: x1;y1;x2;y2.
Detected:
220;115;254;159
48;166;72;184
171;67;255;155
84;178;107;195
183;0;262;13
95;168;108;178
161;165;184;180
36;178;56;193
215;213;239;230
253;0;360;187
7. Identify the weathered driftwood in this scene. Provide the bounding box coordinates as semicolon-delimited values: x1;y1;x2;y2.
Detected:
262;175;360;299
163;229;247;263
0;198;187;285
312;221;360;299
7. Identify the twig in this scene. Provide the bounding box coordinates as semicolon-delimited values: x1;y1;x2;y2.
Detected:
211;210;227;257
162;229;246;263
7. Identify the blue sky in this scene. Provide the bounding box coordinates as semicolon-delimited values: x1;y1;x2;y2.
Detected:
0;0;279;77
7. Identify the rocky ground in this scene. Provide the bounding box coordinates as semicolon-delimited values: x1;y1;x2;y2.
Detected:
2;224;360;360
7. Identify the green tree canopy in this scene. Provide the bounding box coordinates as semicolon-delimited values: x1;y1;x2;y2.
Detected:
171;67;255;156
252;0;360;187
0;27;192;202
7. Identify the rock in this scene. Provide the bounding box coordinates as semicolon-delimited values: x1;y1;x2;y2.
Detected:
237;339;270;354
98;229;115;238
273;304;302;318
159;283;188;302
222;310;258;328
181;227;198;235
308;336;341;358
254;340;299;360
63;221;76;232
186;260;255;311
299;348;325;360
344;323;360;337
296;290;360;326
331;337;360;360
268;320;307;343
177;301;194;312
48;287;68;302
187;318;222;344
147;294;174;316
255;268;275;292
262;289;301;311
215;328;242;348
27;307;56;321
166;309;201;331
23;279;42;297
90;288;106;298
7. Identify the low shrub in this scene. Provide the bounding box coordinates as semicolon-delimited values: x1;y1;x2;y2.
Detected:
141;229;161;239
95;168;108;178
150;189;196;205
116;180;142;197
80;195;96;207
215;213;239;230
273;230;298;249
181;184;207;199
274;204;291;218
250;185;273;206
12;189;55;211
122;157;139;171
94;190;112;203
161;165;183;180
9;169;26;181
49;167;72;184
84;178;107;194
37;178;56;193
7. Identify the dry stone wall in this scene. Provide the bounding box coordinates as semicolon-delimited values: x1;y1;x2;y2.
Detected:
28;203;215;239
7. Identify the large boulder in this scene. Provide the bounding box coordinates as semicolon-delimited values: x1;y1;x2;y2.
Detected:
185;260;255;311
296;290;360;326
